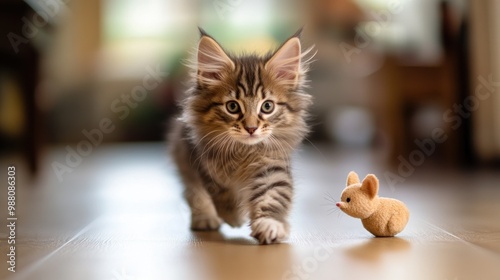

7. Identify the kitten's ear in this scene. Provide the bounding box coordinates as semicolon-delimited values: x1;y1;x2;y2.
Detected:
197;34;234;85
265;37;301;88
198;27;209;37
347;171;360;186
361;174;379;199
292;27;304;38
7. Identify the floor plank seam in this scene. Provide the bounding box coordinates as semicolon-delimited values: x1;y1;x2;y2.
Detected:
421;219;500;259
6;216;103;280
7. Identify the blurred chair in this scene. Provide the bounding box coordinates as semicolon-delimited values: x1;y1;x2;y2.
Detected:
379;2;467;165
380;54;459;164
0;0;42;175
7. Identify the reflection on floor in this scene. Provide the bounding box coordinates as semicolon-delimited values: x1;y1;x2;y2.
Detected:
1;143;499;280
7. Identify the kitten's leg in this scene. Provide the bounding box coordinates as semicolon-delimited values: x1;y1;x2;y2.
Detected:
171;133;222;231
212;190;246;227
184;184;223;231
248;166;293;244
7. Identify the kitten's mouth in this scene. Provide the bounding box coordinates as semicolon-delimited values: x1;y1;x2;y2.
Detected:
235;134;266;145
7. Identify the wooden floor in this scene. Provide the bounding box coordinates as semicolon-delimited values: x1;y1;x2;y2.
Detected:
1;143;499;280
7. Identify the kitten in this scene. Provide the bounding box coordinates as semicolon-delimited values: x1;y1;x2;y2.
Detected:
170;28;313;244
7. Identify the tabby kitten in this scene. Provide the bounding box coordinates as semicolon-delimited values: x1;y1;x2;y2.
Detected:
170;28;313;244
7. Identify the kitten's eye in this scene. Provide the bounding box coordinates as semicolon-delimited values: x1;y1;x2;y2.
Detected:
226;101;240;114
346;197;351;203
261;101;275;114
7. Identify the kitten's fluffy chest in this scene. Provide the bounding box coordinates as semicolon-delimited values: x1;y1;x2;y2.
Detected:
201;147;288;187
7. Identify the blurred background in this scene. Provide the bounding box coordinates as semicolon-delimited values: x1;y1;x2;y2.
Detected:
0;0;499;175
1;1;500;279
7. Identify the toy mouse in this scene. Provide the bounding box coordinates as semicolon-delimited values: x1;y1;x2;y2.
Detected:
336;171;409;237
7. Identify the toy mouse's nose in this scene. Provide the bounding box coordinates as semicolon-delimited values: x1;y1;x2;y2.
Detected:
336;202;341;207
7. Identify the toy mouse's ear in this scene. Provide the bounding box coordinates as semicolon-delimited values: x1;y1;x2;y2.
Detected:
361;174;379;199
347;171;360;186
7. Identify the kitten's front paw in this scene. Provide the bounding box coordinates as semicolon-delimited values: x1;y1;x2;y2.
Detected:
191;214;223;231
250;218;289;244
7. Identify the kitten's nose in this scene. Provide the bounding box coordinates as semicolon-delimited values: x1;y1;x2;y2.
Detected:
245;126;258;135
336;202;341;207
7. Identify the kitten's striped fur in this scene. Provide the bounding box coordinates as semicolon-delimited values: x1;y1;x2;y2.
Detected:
170;29;313;244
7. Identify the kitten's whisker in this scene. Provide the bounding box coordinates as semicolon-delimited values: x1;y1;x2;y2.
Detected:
195;132;227;171
218;134;233;178
205;133;232;184
269;135;291;168
303;137;330;164
217;133;232;175
189;129;222;163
